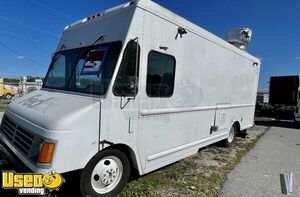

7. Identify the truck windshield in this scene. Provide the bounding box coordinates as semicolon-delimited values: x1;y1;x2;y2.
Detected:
43;41;122;95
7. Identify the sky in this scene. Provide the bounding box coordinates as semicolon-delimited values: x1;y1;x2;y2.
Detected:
0;0;299;91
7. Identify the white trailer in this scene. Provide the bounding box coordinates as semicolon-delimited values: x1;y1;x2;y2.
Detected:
0;0;261;196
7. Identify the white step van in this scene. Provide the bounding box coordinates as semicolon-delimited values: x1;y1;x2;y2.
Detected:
0;0;261;196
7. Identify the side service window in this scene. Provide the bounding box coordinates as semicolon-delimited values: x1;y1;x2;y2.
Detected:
146;51;176;97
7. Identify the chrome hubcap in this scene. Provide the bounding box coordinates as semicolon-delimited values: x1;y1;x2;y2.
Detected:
100;168;117;185
91;156;123;194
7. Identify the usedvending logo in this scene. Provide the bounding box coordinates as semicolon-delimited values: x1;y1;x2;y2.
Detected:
1;171;64;195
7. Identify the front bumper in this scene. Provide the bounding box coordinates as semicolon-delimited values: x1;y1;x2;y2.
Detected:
0;140;31;172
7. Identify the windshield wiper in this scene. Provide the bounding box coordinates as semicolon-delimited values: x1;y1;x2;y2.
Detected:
58;44;66;51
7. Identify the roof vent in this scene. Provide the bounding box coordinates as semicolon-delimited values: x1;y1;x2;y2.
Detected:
225;28;252;50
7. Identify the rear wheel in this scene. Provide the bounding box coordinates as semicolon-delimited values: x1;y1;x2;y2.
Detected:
80;149;131;197
236;129;247;138
221;124;236;147
294;119;300;128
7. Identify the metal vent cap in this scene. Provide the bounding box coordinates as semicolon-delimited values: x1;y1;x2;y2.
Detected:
225;28;253;50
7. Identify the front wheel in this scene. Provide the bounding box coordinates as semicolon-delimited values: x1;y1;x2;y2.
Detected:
5;93;13;100
80;149;131;197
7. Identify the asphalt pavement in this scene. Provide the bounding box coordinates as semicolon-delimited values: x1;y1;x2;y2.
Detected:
219;121;300;197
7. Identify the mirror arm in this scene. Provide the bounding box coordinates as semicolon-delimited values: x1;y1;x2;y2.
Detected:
119;37;139;110
133;37;139;99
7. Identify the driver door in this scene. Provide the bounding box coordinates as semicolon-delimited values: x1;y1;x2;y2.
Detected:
100;39;141;153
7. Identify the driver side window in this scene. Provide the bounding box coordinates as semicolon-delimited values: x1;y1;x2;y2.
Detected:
113;40;140;96
45;55;66;88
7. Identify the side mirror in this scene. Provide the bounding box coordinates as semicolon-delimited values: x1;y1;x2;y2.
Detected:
117;38;139;109
128;76;138;94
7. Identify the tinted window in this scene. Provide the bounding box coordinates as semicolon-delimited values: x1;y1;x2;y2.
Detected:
45;50;78;88
146;51;176;97
68;48;109;94
113;41;140;96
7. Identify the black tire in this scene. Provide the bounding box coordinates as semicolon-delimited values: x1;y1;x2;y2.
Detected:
80;149;131;197
294;120;300;128
236;129;247;138
5;93;13;100
220;124;237;147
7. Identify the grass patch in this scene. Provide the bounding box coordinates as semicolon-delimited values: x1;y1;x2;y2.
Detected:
119;126;269;196
254;116;276;122
0;103;6;112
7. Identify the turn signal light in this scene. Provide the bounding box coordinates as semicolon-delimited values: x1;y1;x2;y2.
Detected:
38;142;55;164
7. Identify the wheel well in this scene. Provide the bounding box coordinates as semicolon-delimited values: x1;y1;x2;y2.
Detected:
104;144;139;172
233;121;241;133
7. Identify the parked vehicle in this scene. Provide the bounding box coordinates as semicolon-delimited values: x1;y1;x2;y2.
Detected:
269;75;299;108
27;86;38;93
0;78;14;100
294;100;300;126
0;0;261;196
257;76;300;118
0;89;14;100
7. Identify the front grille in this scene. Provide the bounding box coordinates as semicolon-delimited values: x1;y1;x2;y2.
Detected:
1;116;35;156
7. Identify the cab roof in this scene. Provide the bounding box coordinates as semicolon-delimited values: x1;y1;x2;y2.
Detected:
63;0;260;63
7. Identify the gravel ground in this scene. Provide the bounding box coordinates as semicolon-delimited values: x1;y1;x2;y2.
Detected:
120;125;269;196
0;99;10;112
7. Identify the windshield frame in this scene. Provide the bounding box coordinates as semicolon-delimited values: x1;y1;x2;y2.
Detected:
42;41;123;96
